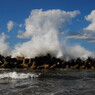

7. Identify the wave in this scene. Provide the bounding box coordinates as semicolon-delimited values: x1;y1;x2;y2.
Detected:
0;71;40;79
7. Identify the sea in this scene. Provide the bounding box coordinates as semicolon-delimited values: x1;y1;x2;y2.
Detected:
0;69;95;95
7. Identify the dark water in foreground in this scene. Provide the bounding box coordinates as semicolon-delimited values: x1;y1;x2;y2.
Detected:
0;69;95;95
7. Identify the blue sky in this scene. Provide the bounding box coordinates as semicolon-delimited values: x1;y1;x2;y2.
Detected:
0;0;95;58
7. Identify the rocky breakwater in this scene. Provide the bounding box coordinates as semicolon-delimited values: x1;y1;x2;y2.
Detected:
0;54;95;69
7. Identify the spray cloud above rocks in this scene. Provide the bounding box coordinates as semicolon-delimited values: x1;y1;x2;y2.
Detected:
0;9;94;59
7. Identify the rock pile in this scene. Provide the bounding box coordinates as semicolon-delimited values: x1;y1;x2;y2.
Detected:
0;54;95;69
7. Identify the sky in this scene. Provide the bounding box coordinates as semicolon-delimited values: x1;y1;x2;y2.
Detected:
0;0;95;59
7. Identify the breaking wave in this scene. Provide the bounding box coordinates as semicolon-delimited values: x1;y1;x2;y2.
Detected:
0;71;39;79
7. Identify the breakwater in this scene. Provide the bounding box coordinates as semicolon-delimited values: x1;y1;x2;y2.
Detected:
0;54;95;69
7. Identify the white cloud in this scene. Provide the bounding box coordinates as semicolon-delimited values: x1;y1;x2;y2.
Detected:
88;40;95;43
17;30;24;38
0;33;11;56
82;10;95;42
19;24;22;28
66;10;95;43
12;9;80;58
66;35;87;39
7;21;14;32
84;10;95;31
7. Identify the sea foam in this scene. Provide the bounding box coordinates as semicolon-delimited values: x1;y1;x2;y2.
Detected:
0;71;39;79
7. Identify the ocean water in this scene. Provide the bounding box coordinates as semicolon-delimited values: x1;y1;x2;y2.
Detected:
0;69;95;95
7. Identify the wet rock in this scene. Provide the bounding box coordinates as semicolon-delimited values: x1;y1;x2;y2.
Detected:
0;54;95;69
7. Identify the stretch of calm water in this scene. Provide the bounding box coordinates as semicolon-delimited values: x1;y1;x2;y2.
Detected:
0;69;95;95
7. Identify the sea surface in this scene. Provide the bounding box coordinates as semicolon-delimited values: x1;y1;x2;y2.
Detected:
0;69;95;95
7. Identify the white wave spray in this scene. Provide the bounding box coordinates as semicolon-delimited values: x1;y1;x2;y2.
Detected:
0;9;94;59
11;9;80;58
0;71;39;79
